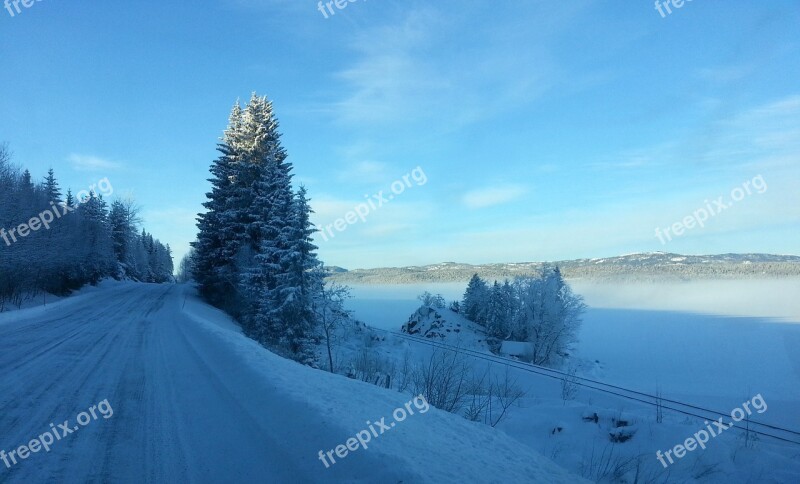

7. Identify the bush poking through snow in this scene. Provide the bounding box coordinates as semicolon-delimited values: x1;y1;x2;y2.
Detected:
486;365;526;427
581;411;599;423
690;456;721;481
396;350;413;393
561;366;579;404
418;291;447;309
411;348;473;413
579;443;639;482
347;347;396;387
608;426;637;443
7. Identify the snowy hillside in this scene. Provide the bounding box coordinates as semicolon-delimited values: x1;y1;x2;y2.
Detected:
0;282;584;483
402;306;489;348
337;281;800;483
348;299;800;483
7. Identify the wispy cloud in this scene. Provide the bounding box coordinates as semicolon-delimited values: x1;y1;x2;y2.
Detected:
327;4;576;128
696;64;754;83
585;157;656;171
693;94;800;170
338;160;391;183
462;185;527;209
67;154;123;172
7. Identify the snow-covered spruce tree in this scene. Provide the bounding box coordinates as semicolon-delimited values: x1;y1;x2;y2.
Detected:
501;279;515;332
148;239;174;283
235;95;293;336
108;200;142;278
139;229;155;281
76;193;116;284
176;248;197;283
485;280;514;339
108;201;128;264
64;189;75;207
281;186;323;363
462;273;490;325
243;153;314;359
34;168;67;293
162;244;175;279
193;94;326;364
42;168;62;202
192;102;247;311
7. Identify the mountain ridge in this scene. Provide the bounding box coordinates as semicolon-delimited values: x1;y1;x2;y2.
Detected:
326;252;800;284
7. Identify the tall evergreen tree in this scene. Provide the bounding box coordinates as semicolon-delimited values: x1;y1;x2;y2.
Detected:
193;94;326;364
41;168;62;202
463;273;489;325
192;103;246;308
486;280;514;339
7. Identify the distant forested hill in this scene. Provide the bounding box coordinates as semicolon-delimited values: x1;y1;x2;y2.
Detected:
326;253;800;284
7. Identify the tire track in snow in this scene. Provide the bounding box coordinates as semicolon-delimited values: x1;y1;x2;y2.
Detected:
0;285;172;482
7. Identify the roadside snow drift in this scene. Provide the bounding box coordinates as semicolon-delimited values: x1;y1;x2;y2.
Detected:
0;282;583;483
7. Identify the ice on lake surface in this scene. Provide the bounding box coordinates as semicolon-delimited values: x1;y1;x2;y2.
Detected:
346;278;800;429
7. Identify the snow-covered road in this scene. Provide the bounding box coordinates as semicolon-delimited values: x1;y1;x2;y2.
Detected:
0;283;581;483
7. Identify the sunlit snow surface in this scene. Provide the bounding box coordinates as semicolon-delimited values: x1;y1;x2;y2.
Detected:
346;278;800;482
0;282;583;483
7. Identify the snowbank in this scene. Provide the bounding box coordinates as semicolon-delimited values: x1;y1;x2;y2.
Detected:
180;286;585;483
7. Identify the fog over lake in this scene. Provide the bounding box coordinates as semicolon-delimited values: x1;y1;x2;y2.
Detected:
346;278;800;428
346;278;800;329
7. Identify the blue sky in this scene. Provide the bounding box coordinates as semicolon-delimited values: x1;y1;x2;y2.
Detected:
1;0;798;269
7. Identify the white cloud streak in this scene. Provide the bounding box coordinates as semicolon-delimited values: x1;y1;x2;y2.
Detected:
67;154;123;172
462;185;527;209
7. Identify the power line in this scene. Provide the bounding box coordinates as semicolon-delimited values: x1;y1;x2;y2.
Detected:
372;327;800;446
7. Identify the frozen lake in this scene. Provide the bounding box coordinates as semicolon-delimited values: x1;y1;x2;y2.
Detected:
346;278;800;429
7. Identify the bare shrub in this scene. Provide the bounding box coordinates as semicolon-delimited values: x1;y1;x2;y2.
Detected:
580;443;638;482
412;347;473;413
348;347;395;387
487;365;525;427
690;455;720;480
560;365;579;404
464;366;492;422
396;350;413;392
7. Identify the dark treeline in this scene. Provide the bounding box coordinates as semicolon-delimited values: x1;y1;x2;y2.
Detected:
0;144;173;310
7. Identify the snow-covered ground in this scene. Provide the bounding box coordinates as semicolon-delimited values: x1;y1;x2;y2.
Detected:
0;281;582;483
344;278;800;482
